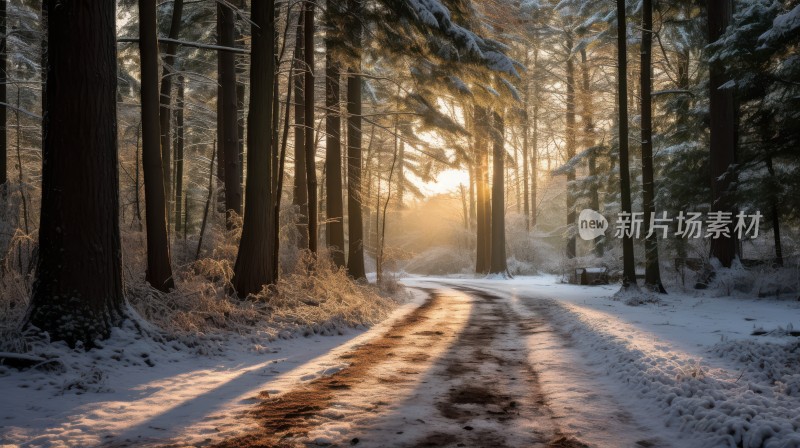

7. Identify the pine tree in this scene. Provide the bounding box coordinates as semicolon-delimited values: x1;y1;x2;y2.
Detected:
158;0;184;220
304;0;318;254
708;0;737;267
641;0;666;292
0;0;7;195
617;0;637;288
233;0;276;297
325;0;345;268
346;0;366;281
293;8;309;249
139;0;175;292
490;110;508;275
26;0;124;347
218;1;242;227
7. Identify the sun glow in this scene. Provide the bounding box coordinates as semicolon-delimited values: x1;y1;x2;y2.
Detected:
415;169;471;196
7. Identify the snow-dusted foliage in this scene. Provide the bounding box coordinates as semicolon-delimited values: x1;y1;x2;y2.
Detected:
709;0;800;229
758;3;800;46
402;0;519;77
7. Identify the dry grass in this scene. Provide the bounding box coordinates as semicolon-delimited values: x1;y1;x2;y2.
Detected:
1;216;403;353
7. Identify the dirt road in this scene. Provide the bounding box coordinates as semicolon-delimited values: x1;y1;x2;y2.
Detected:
216;286;666;448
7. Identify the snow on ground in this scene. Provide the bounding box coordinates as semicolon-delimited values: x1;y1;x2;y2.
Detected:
412;275;800;448
324;284;682;448
0;292;426;448
2;276;799;448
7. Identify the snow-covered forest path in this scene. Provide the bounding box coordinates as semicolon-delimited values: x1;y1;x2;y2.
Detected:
216;284;675;448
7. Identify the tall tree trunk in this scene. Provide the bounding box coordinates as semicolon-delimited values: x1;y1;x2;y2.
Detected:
512;133;520;214
530;48;539;229
475;153;487;273
293;11;309;249
215;16;225;189
218;1;242;227
325;27;345;267
565;35;577;259
174;76;185;236
237;83;245;200
26;0;123;347
0;0;7;195
640;0;666;292
304;0;318;254
674;48;691;261
708;0;737;267
765;155;783;267
522;51;531;232
490;111;508;275
196;141;216;260
134;124;143;231
273;55;293;282
617;0;637;287
397;140;405;209
236;0;246;196
468;162;475;231
580;48;604;257
233;0;276;297
475;105;491;274
460;184;469;230
346;0;365;280
158;0;184;222
139;0;175;292
40;0;46;113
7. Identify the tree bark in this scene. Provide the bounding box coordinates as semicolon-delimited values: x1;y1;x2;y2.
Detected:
530;48;539;229
579;49;603;258
218;1;242;226
475;105;491;274
139;0;175;292
468;162;475;231
397;139;405;209
304;0;318;254
617;0;637;287
490;111;508;275
196;141;216;260
158;0;184;221
325;33;345;267
293;10;309;249
708;0;737;267
233;0;276;297
565;35;577;259
26;0;124;347
174;75;185;236
236;0;246;196
640;0;666;292
765;156;783;267
522;51;531;232
0;0;7;194
346;0;366;280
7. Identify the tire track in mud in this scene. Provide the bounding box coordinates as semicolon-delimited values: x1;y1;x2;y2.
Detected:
214;287;590;448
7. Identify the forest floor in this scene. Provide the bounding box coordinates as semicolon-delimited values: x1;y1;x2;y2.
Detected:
1;276;799;447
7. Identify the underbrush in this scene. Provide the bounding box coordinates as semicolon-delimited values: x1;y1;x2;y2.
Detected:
0;215;404;355
122;249;398;351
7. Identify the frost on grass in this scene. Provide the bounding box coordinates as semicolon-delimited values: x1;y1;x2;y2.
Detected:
0;216;402;394
123;247;399;351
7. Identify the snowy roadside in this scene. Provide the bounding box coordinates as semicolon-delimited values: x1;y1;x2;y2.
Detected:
414;276;800;448
0;290;426;448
